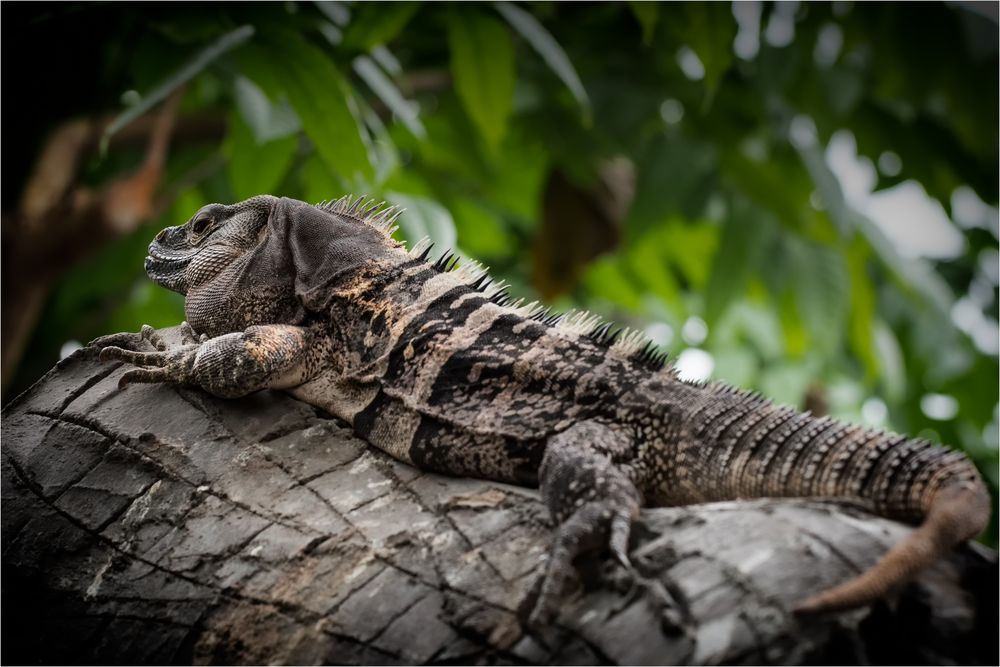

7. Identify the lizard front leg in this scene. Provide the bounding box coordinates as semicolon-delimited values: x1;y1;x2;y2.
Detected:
527;420;642;626
92;324;317;398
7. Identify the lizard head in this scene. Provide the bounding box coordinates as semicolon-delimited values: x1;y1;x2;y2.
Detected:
145;194;278;295
146;194;405;337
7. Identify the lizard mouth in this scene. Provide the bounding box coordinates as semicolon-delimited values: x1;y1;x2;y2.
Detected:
145;242;193;293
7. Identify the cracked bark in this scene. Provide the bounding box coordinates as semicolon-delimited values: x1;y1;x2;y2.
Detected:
2;328;996;665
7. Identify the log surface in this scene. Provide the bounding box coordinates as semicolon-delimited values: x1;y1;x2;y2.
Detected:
2;331;996;665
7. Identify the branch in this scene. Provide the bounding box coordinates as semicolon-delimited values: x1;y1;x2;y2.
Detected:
1;93;224;390
2;328;996;665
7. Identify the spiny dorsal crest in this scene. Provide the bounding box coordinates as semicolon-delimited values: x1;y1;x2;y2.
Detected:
320;193;677;374
315;195;403;237
400;232;673;373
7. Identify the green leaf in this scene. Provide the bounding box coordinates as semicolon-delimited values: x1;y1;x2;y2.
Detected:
662;221;719;289
796;139;851;236
233;75;301;143
385;191;458;251
791;240;850;356
300;155;341;204
581;258;644;311
628;135;716;238
627;1;659;46
341;1;420;50
846;241;879;379
704;202;772;328
240;36;373;184
447;11;515;150
352;54;425;138
873;319;906;403
101;25;255;154
626;232;682;311
494;1;591;123
851;211;956;318
679;3;735;106
448;198;513;258
225;112;298;200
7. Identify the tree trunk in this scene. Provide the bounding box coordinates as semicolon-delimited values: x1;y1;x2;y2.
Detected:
2;330;996;665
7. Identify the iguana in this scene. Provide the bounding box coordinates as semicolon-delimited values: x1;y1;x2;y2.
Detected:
91;194;991;624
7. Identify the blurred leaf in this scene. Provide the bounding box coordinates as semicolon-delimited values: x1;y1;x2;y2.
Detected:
852;211;956;318
494;1;591;123
241;36;373;183
447;11;515;150
629;136;716;237
300;155;341;204
314;1;351;27
341;1;419;50
760;362;816;409
777;289;809;358
792;240;850;355
712;348;758;387
626;230;682;312
225;112;298;199
665;221;719;288
233;75;301;142
386;191;458;252
448;198;513;258
796;138;851;236
627;1;659;46
873;319;906;403
352;54;425;138
705;203;772;327
581;258;644;311
720;147;814;234
678;2;736;106
846;241;879;379
102;25;255;153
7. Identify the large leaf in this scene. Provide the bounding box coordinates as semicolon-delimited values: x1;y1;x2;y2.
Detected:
846;241;880;380
341;1;420;50
447;11;515;150
791;240;850;356
627;1;659;46
494;1;591;122
240;36;373;184
101;25;255;153
678;3;736;106
852;210;956;319
233;75;301;143
385;191;457;252
704;201;772;328
628;135;716;238
225;112;298;200
352;54;425;138
796;138;851;236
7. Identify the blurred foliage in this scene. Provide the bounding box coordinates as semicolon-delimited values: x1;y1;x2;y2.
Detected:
5;2;998;541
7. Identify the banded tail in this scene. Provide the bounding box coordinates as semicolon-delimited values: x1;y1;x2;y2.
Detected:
685;383;991;613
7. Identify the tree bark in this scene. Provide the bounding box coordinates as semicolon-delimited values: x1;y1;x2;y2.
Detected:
2;329;996;665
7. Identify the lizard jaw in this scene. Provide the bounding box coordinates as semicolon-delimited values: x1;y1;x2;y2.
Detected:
145;245;193;294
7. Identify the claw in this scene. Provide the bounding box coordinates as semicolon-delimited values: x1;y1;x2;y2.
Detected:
118;368;168;389
99;347;167;367
140;325;168;351
610;512;633;568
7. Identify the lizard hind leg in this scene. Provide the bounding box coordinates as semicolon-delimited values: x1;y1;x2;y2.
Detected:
527;420;642;626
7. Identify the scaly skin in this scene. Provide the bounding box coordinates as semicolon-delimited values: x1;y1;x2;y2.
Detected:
92;195;991;624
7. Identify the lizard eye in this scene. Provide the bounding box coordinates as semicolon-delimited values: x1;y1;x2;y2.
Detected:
190;216;212;235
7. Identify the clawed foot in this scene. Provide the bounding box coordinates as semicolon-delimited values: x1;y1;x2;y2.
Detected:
89;323;200;389
524;499;638;627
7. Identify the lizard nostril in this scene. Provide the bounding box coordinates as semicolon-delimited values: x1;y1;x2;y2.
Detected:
154;228;168;243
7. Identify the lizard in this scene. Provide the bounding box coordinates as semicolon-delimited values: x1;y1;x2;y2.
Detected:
90;194;991;624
